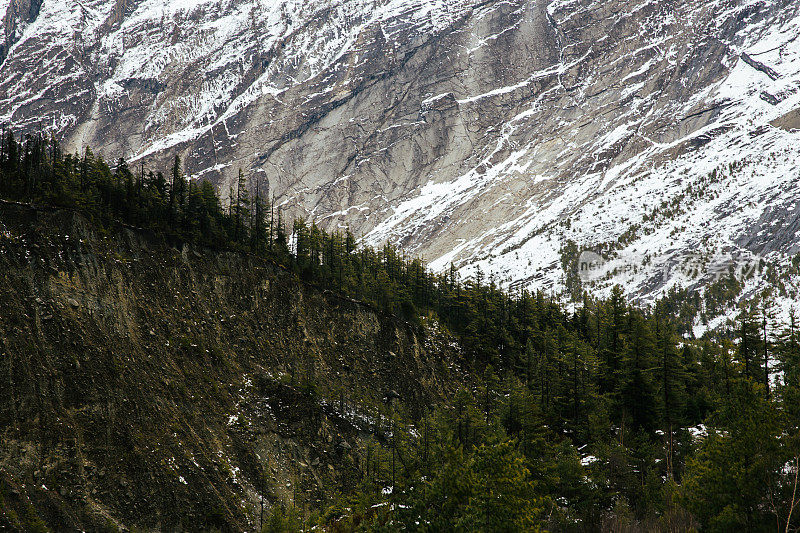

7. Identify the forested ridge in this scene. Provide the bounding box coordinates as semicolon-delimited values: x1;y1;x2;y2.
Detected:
2;131;800;532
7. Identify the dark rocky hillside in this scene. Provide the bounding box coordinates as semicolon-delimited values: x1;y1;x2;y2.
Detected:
0;201;465;531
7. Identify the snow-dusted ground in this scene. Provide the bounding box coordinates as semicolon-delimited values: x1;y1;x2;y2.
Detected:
3;0;800;332
363;0;800;332
1;0;473;157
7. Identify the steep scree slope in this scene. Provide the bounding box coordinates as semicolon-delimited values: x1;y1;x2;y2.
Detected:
0;201;465;531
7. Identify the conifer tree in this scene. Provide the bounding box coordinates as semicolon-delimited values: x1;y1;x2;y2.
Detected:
738;307;763;383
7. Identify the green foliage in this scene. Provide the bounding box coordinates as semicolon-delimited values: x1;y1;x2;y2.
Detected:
4;131;799;531
262;505;302;533
681;381;789;531
407;438;545;532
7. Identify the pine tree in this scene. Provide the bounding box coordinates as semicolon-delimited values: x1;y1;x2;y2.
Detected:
233;168;250;244
737;307;763;383
681;380;786;531
169;155;182;222
653;304;685;480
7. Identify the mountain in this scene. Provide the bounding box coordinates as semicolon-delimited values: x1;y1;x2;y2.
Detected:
2;0;800;330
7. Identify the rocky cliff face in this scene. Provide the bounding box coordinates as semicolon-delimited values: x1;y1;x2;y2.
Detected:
2;0;800;328
0;201;465;531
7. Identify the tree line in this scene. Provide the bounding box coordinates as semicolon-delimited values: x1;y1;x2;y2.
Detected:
2;131;800;531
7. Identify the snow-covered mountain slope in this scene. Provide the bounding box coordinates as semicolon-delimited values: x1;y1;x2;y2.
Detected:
2;0;800;330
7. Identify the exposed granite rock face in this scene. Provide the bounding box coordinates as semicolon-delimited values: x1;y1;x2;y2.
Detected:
2;0;800;325
0;0;43;63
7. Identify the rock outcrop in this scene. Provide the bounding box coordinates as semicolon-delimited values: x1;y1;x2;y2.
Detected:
2;0;800;328
0;201;465;530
